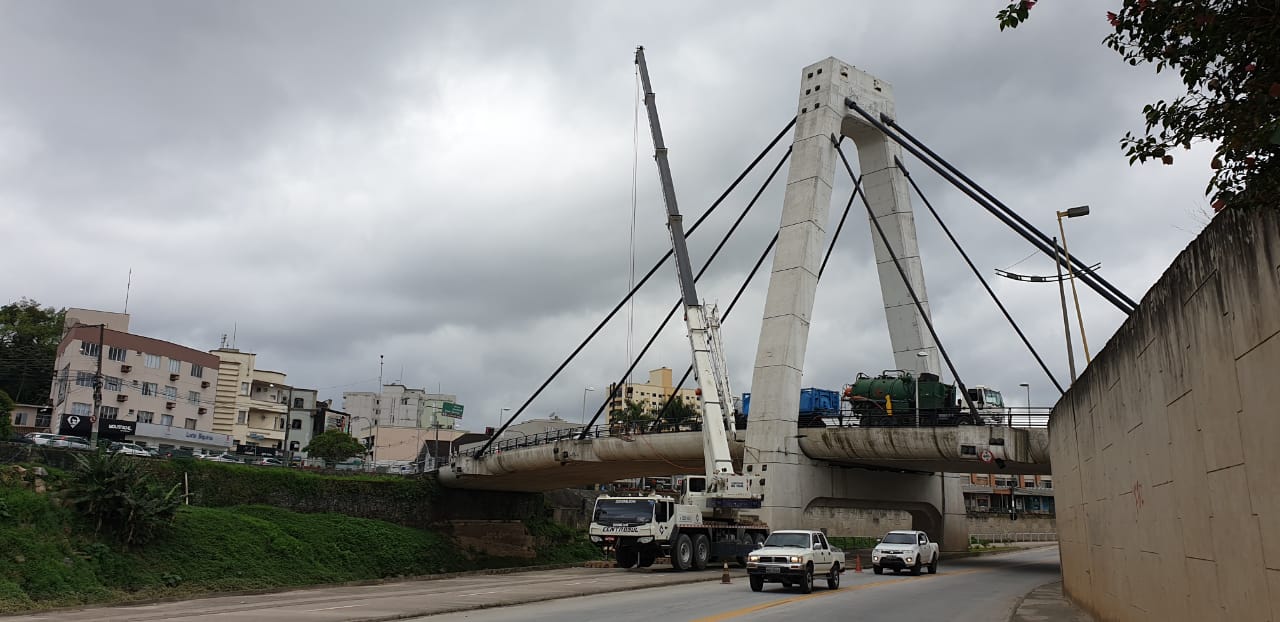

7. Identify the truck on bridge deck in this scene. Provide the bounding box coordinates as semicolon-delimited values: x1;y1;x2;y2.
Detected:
843;370;1009;427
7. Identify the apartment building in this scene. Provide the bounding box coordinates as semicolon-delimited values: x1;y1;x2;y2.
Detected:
963;473;1056;514
605;367;699;425
49;312;230;452
342;384;459;439
210;348;316;455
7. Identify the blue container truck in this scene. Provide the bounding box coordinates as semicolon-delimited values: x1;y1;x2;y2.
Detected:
740;388;840;428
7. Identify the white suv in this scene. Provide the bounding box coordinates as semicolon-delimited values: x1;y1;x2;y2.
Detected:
25;433;61;446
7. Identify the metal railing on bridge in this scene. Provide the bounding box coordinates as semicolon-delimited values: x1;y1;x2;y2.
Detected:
449;407;1051;462
969;532;1058;544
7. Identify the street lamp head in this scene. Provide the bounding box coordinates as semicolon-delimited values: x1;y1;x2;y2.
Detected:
1058;205;1090;219
916;351;929;357
585;386;596;392
1018;382;1029;388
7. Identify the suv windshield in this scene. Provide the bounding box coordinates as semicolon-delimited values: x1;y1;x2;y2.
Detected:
593;499;654;526
763;533;811;548
881;533;916;544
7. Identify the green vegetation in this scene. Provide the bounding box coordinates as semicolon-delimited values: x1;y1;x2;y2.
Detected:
0;300;65;405
303;430;367;462
64;452;183;548
998;0;1279;213
0;460;598;614
829;536;881;551
0;390;13;440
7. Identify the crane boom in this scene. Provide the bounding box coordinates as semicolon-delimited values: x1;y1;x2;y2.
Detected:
635;47;754;509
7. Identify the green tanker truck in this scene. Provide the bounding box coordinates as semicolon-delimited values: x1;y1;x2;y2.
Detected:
841;370;1008;426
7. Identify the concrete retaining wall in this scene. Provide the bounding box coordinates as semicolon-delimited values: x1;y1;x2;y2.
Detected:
966;513;1056;537
1052;207;1280;621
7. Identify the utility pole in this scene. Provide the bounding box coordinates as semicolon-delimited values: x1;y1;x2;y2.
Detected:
90;324;105;446
1054;236;1078;383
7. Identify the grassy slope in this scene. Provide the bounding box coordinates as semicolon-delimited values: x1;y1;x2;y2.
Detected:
0;484;593;614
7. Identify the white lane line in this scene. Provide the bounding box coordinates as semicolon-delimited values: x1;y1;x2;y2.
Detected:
301;604;362;612
459;590;502;597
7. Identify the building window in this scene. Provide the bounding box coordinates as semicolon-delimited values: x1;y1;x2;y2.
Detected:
35;411;51;427
401;398;410;405
169;358;181;374
240;382;249;396
277;417;285;430
237;410;247;425
71;402;92;416
293;397;304;408
13;412;26;425
160;414;174;426
291;419;302;430
105;376;121;391
81;342;101;357
107;346;127;362
290;440;300;451
183;418;197;430
138;411;155;424
163;385;177;400
188;391;200;404
191;364;203;378
75;371;94;387
144;353;161;368
142;382;157;396
100;406;119;420
1042;480;1053;489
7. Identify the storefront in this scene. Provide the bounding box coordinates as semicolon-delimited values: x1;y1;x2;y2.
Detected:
129;422;233;453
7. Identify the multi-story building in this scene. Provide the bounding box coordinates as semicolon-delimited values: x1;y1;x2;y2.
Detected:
210;348;314;455
283;388;319;457
605;367;699;425
342;384;459;439
49;311;230;453
963;473;1056;514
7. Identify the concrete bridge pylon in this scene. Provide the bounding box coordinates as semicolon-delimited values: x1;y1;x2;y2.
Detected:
745;57;966;550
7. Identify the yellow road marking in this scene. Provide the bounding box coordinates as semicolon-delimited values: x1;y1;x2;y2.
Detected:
691;565;1007;622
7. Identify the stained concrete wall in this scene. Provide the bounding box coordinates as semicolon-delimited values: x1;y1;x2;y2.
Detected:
1052;207;1280;621
966;514;1056;537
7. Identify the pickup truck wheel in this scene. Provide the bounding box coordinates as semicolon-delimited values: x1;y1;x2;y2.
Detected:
672;534;693;571
800;564;814;594
910;559;922;576
872;565;883;575
749;575;764;592
928;555;938;574
638;552;656;568
692;534;710;570
615;548;638;568
827;563;841;589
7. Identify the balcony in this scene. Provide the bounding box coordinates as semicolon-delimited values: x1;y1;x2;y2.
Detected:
248;399;287;415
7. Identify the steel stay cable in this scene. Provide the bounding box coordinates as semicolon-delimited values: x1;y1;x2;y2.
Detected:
895;155;1066;396
474;119;797;457
879;113;1138;310
842;98;1135;315
578;146;793;438
651;165;866;431
834;136;980;418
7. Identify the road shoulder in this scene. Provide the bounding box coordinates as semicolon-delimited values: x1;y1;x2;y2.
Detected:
1009;581;1094;622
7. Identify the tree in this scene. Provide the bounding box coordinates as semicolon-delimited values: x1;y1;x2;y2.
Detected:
0;299;66;405
303;430;366;462
0;389;13;440
998;0;1279;212
610;399;652;434
655;395;700;431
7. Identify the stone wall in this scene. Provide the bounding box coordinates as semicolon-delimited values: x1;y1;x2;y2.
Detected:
1052;207;1279;621
803;505;913;537
966;513;1056;537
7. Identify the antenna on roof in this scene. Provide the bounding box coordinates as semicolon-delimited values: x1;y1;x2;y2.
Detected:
123;268;132;314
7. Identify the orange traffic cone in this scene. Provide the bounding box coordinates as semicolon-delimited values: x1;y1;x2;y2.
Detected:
722;561;731;584
855;553;863;573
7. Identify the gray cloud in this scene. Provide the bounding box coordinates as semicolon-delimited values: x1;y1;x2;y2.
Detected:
3;1;1211;430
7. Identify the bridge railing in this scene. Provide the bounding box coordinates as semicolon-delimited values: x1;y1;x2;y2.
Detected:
969;532;1058;544
450;408;1052;460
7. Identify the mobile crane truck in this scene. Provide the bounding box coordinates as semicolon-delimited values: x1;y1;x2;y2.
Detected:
587;47;768;570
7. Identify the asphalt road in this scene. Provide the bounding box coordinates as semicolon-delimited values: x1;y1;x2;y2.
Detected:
411;546;1064;622
4;547;1061;622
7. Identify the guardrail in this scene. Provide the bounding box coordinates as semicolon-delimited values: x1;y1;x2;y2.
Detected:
452;408;1052;459
969;532;1058;544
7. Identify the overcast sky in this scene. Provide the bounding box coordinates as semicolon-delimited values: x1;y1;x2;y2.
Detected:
3;1;1214;431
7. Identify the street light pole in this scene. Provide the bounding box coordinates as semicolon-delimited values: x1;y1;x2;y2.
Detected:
497;407;511;435
1018;382;1030;428
1057;206;1092;364
1054;235;1078;383
914;351;929;426
581;386;595;425
90;323;105;446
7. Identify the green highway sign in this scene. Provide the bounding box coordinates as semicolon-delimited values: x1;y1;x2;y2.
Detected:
441;402;464;419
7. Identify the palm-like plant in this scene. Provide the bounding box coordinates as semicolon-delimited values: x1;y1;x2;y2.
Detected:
64;451;184;549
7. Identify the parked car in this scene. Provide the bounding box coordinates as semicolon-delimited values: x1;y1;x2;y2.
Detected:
109;442;151;457
205;453;242;463
56;435;93;451
334;458;365;471
254;457;283;467
24;432;61;446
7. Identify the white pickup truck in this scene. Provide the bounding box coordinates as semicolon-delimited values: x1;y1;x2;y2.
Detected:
745;530;845;593
871;530;939;575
